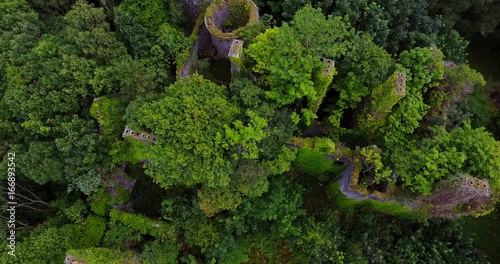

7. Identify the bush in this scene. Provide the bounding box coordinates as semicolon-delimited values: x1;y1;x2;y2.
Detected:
295;147;335;176
80;216;107;247
109;209;175;240
89;190;113;216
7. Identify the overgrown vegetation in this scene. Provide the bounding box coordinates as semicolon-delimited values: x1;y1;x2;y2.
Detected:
0;0;499;263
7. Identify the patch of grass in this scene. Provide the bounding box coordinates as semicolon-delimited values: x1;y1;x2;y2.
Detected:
327;182;419;220
295;147;335;176
462;207;500;262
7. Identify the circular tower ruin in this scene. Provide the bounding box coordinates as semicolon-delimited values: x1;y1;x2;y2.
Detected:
204;0;259;59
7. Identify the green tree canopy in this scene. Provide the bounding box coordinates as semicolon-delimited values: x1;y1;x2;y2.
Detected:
127;75;239;188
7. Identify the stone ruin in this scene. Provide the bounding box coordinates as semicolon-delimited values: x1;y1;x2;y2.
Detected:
394;72;406;95
338;146;395;201
412;174;494;218
122;127;157;144
322;59;335;76
178;0;259;79
64;255;85;264
204;0;258;58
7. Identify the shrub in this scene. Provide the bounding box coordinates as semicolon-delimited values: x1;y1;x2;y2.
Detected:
80;216;107;247
295;147;334;176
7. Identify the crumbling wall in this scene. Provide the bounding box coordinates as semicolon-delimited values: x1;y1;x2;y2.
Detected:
412;175;494;218
181;0;210;27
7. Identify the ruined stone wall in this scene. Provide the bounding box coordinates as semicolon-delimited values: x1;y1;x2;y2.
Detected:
181;0;210;27
205;4;235;58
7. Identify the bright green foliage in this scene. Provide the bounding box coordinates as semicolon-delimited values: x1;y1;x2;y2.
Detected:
225;110;268;160
357;73;405;138
359;146;392;184
198;187;243;217
328;182;415;219
299;108;317;126
262;145;297;175
393;143;466;194
312;137;336;154
109;209;175;241
247;26;318;105
308;63;335;114
247;6;353;106
293;137;336;176
383;48;445;146
393;123;500;194
90;96;127;142
399;47;445;93
80;216;106;247
128;75;239;188
67;248;139;264
329;33;392;126
141;240;179;264
0;1;495;263
295;147;335;176
450;123;500;190
384;94;430;146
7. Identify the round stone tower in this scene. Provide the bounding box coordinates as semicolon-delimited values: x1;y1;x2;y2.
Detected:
204;0;259;59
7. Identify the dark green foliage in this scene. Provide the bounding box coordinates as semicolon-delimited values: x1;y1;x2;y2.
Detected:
439;30;469;64
343;212;487;263
141;240;179;264
103;222;141;249
333;0;390;47
89;189;113;216
223;177;305;239
456;85;495;128
67;247;139;264
0;1;496;263
80;215;106;247
294;212;345;263
0;225;82;264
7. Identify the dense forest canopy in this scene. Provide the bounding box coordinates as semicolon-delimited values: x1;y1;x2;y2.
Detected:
1;0;500;263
